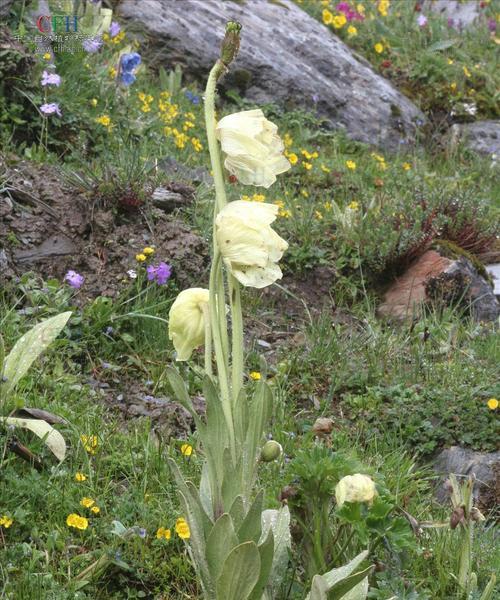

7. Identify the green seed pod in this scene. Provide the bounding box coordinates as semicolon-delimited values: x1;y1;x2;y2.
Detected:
260;440;282;462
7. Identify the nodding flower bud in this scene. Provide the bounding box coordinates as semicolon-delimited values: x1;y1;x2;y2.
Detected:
260;440;282;462
220;21;242;68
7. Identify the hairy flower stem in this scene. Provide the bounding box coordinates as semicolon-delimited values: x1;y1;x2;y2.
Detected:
229;275;244;399
202;303;212;378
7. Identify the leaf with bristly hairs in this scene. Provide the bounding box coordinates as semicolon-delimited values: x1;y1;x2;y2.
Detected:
216;541;261;600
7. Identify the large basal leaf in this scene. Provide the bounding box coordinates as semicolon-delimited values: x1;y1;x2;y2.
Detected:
2;312;72;397
3;417;66;461
248;527;274;600
216;541;261;600
260;506;291;592
306;551;372;600
206;513;239;581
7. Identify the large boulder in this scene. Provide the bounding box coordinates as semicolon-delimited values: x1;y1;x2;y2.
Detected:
448;121;500;157
423;1;481;29
117;0;424;151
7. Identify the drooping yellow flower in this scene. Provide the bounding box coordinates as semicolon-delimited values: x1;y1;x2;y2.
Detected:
66;513;89;530
374;43;384;54
175;517;190;539
156;526;171;540
75;472;87;482
180;443;193;456
168;288;210;361
249;371;261;381
487;398;498;410
335;474;377;507
80;497;95;508
216;109;291;188
346;160;356;170
215;201;288;289
0;515;13;528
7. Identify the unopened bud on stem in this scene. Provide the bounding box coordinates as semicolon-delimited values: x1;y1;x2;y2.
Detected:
220;21;242;68
261;440;282;462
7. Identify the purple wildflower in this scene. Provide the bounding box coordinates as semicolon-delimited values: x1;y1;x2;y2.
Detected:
185;90;200;104
417;14;428;27
137;528;147;538
487;19;496;33
120;52;141;72
120;71;136;86
64;270;84;288
447;17;455;28
147;262;172;285
335;2;364;21
41;70;61;86
109;21;121;38
40;102;62;117
82;36;103;53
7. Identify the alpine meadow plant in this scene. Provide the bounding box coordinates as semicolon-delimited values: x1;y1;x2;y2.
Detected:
165;22;373;600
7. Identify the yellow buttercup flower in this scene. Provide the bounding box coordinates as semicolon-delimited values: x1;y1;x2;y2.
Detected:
168;288;210;361
80;497;95;508
90;506;100;514
249;371;261;381
90;98;98;107
66;513;89;530
288;152;298;165
43;52;51;60
302;162;313;170
175;517;190;539
215;201;288;289
216;109;291;188
335;474;377;507
96;115;111;127
346;160;356;170
487;398;498;410
402;162;412;171
347;25;358;36
0;515;13;528
156;526;171;540
322;8;334;25
374;43;384;54
332;14;347;29
180;443;193;456
347;201;359;210
80;435;98;454
75;472;87;482
142;247;155;256
136;253;147;262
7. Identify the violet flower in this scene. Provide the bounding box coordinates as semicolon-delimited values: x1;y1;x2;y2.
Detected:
82;36;103;53
147;262;172;285
40;102;62;117
417;14;428;27
64;270;84;288
41;70;61;86
109;21;121;38
488;19;496;33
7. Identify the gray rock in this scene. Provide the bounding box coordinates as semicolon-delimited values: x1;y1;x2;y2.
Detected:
448;121;500;156
0;0;14;18
117;0;425;151
485;263;500;296
423;0;480;29
433;446;499;508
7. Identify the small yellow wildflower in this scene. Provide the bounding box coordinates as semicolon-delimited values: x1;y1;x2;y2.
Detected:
378;0;390;17
357;3;365;15
301;189;309;198
156;527;171;540
136;254;147;262
252;193;266;202
75;472;87;482
142;247;155;256
249;371;261;381
347;25;358;36
463;66;471;78
81;435;98;454
374;43;384;54
321;164;331;173
66;514;88;531
283;133;293;148
301;149;312;159
191;137;203;152
324;201;332;211
447;58;454;65
303;162;313;170
322;8;334;25
43;52;51;60
0;516;13;528
450;82;457;91
332;14;347;29
288;153;298;165
487;398;498;410
346;160;356;170
175;517;190;539
311;151;319;159
109;67;117;78
180;443;193;457
347;201;359;210
80;497;95;508
402;162;411;171
90;506;100;514
315;210;323;220
102;32;110;43
96;115;111;128
90;98;98;107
